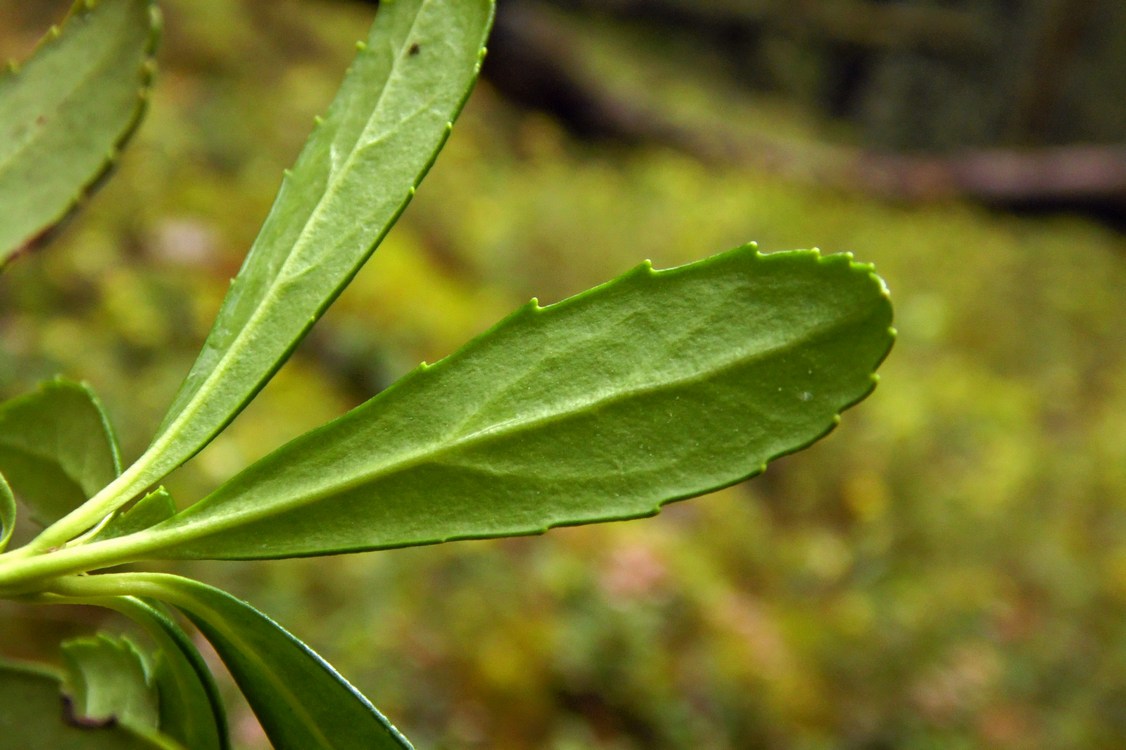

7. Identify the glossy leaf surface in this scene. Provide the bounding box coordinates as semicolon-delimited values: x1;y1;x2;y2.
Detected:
61;635;159;732
121;575;412;750
142;247;893;559
0;660;170;749
0;0;159;266
136;0;494;494
0;379;121;525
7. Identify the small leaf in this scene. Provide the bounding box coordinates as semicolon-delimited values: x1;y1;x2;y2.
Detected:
123;574;412;750
107;597;228;750
138;246;893;559
0;659;174;749
91;488;176;543
61;634;160;732
0;472;14;552
0;0;160;266
0;379;121;526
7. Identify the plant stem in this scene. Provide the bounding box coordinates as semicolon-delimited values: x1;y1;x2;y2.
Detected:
48;572;197;612
49;573;159;599
0;532;155;596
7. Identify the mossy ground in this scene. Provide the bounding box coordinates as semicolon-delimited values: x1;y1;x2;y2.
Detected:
2;2;1125;747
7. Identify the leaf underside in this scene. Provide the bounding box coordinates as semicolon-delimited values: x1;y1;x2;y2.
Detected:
133;0;495;495
0;379;121;526
0;660;169;749
0;0;159;266
141;246;894;560
61;634;160;732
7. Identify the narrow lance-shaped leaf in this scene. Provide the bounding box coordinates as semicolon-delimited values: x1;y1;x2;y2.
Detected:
0;472;15;552
35;0;495;548
0;379;121;526
54;574;414;750
133;246;894;560
0;659;174;750
0;0;159;266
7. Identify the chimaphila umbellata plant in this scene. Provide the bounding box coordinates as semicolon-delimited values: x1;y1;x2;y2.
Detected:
0;1;894;747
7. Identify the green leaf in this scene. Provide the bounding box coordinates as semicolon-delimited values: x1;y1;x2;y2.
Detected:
91;489;176;543
0;0;159;266
106;597;228;750
0;659;173;749
34;0;496;549
150;0;493;469
61;634;160;732
0;379;121;526
138;246;893;559
92;574;413;750
0;472;14;552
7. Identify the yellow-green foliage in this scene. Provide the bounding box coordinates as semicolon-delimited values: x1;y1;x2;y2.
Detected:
2;1;1125;747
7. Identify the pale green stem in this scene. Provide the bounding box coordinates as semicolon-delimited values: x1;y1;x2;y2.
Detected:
48;572;191;608
22;447;162;554
0;531;160;596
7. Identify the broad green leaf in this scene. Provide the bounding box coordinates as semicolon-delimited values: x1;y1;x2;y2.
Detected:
0;379;121;525
0;659;173;750
61;634;160;732
0;472;14;552
36;0;495;549
137;246;893;559
106;597;228;750
91;488;176;543
0;0;159;266
100;574;413;750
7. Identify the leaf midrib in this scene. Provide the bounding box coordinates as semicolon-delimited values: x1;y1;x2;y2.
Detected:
159;299;878;540
148;0;438;463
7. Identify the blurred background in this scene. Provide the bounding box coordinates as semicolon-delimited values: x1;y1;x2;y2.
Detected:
3;0;1126;747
